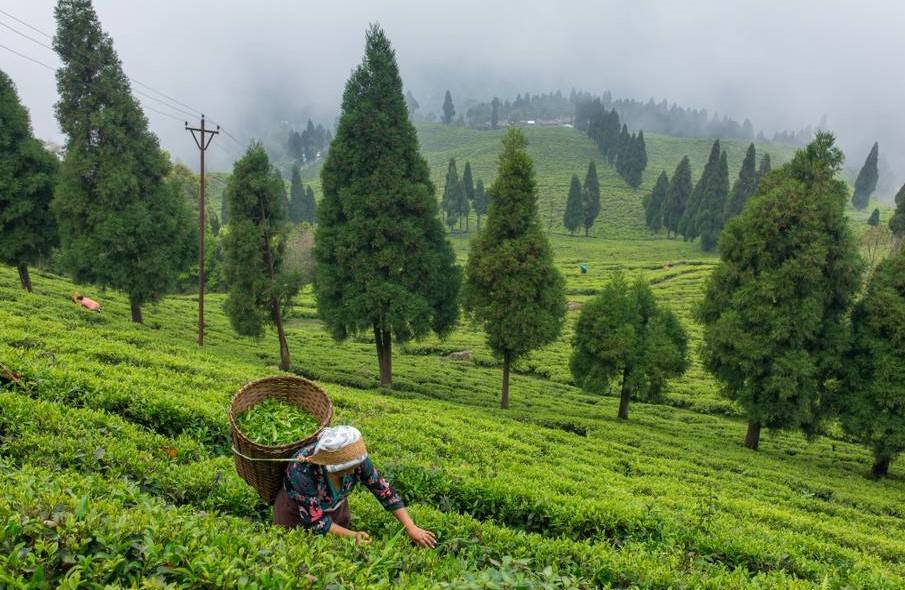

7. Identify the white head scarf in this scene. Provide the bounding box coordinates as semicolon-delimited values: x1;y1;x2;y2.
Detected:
315;425;368;472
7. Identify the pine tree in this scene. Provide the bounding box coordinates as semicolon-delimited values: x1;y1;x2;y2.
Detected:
663;156;692;238
462;161;475;232
852;142;879;210
696;150;730;252
838;250;905;477
490;97;500;129
725;144;758;222
473;178;489;231
404;90;419;119
442;90;456;125
758;153;772;179
623;131;647;189
614;124;631;173
867;208;880;226
563;174;583;235
698;133;862;450
680;140;721;241
442;158;462;231
582;161;601;237
288;165;305;224
644;171;669;231
463;129;566;408
0;70;58;293
222;144;299;370
890;181;905;238
303;186;316;224
571;274;688;420
314;25;460;388
52;0;195;323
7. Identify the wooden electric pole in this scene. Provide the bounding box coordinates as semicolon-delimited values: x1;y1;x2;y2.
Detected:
186;115;219;346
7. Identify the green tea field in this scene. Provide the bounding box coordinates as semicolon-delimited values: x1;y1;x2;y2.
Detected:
2;233;904;588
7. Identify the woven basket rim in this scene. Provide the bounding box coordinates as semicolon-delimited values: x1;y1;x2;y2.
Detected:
228;374;333;454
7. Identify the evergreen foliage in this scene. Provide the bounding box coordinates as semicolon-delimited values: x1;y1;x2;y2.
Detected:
0;70;58;293
644;171;669;231
582;161;601;237
570;274;688;420
867;208;880;227
563;174;583;235
462;161;475;231
221;144;298;370
679;140;721;242
696;151;730;252
52;0;195;323
473;178;489;231
698;133;862;450
463;129;566;408
288;165;305;224
852;142;879;210
314;25;460;387
442;90;456;125
442;158;463;230
663;156;692;238
889;181;905;238
724;143;758;222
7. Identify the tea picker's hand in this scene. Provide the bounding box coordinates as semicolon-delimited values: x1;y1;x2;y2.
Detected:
406;525;437;549
352;531;371;545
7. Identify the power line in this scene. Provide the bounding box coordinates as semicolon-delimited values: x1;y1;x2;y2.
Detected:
144;104;186;123
0;18;54;51
0;42;55;71
0;8;52;39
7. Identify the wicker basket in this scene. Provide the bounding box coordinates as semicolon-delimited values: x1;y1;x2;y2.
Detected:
229;375;333;504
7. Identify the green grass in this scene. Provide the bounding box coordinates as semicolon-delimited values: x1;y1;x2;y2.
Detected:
2;254;905;588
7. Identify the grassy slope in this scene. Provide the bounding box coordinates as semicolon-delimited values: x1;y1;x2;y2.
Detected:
2;261;905;588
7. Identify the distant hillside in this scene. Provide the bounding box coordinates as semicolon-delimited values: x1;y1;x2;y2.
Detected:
298;123;797;239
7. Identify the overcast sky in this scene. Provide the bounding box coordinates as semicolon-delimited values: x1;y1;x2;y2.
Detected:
2;1;904;187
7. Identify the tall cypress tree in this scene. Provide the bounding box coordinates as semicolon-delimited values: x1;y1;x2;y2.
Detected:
680;139;721;241
0;70;58;293
890;181;905;240
303;186;317;224
698;133;862;450
52;0;195;323
758;153;772;179
490;97;500;129
614;125;631;174
288;165;305;224
644;171;669;231
473;178;489;231
852;142;879;210
582;161;601;237
725;143;758;222
867;208;880;227
442;90;456;125
563;174;583;235
462;161;475;232
442;158;462;231
222;144;299;370
463;129;565;408
314;25;460;388
623;131;647;189
663;156;692;239
696;150;730;252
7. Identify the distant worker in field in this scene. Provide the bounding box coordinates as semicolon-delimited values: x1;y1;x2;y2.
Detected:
72;291;101;311
274;425;436;548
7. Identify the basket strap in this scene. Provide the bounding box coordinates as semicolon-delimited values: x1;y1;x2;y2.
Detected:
231;446;309;463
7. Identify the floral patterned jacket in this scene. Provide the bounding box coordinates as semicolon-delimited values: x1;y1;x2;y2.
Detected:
283;442;405;534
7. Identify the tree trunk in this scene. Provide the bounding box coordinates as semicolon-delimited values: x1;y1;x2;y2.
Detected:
501;352;511;409
617;368;631;419
130;297;143;324
872;455;891;478
745;420;761;450
375;326;392;388
17;263;32;293
272;296;291;370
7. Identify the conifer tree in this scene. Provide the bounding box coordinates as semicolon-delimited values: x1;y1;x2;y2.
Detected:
52;0;195;323
288;165;305;224
303;186;317;224
867;208;880;227
623;131;647;189
462;161;475;231
0;70;58;293
404;90;419;119
838;250;905;477
473;178;489;231
696;150;730;251
663;156;692;238
314;25;460;388
442;158;462;231
725;143;758;222
758;153;772;179
644;171;669;231
890;181;905;239
852;142;879;210
490;97;500;129
563;174;583;235
222;144;298;370
442;90;456;125
571;274;688;420
699;133;862;450
463;129;566;408
582;161;601;237
680;140;721;241
614;124;631;173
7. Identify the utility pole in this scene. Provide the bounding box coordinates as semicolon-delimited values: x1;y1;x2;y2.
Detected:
186;115;219;346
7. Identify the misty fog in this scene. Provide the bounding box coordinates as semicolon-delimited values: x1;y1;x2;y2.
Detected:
3;0;904;196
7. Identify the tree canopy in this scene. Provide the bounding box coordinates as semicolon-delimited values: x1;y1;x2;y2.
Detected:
852;142;879;210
